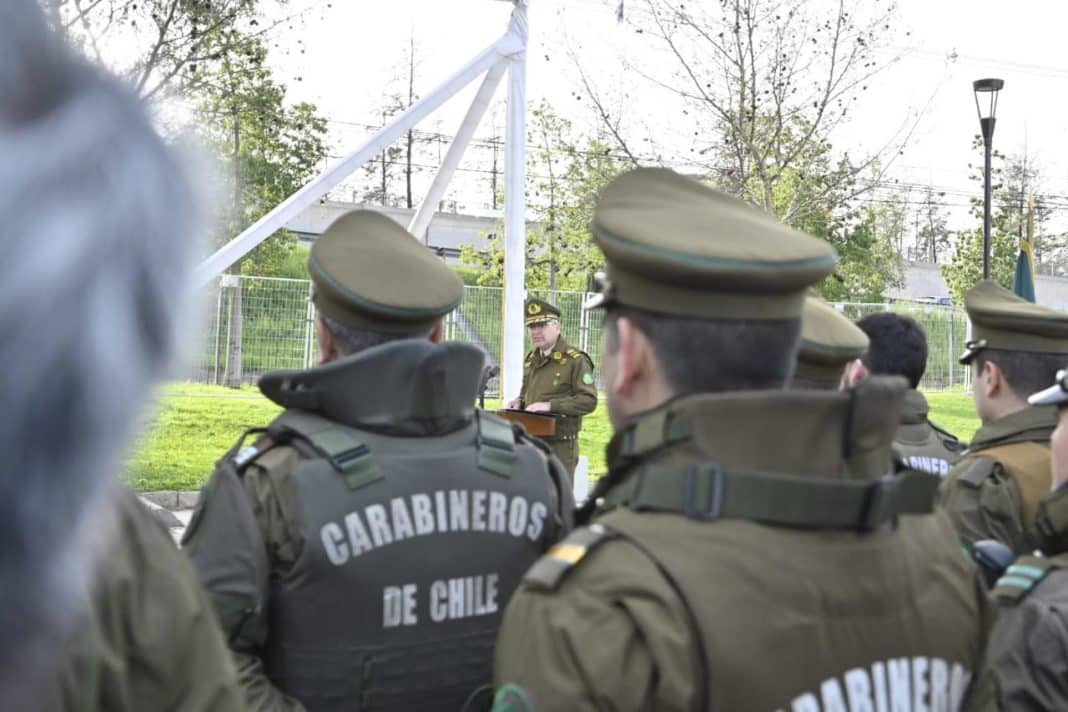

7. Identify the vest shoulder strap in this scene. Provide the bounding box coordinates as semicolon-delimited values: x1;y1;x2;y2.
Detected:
522;524;615;591
993;555;1064;605
267;410;382;491
220;427;273;474
475;410;517;478
604;463;940;531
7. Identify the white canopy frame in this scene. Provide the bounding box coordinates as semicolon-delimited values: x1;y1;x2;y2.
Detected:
194;1;530;400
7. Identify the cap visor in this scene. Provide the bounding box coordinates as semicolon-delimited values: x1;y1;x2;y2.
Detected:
1029;383;1068;406
583;292;608;311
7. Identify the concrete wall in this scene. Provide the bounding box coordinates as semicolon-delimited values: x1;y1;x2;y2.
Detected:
889;262;1068;308
286;201;508;264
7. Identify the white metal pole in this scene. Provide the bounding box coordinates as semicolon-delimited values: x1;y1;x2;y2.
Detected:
501;0;529;403
193;31;525;287
408;59;509;240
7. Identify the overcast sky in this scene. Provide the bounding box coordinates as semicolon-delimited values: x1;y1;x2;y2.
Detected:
262;0;1068;230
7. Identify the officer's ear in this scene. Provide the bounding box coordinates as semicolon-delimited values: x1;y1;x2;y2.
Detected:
427;320;445;344
315;315;341;365
611;316;656;397
978;359;1004;399
843;358;868;388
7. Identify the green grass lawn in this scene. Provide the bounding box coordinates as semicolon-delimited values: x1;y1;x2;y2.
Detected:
125;383;981;491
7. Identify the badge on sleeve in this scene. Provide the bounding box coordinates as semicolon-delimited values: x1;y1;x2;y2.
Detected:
582;372;594;385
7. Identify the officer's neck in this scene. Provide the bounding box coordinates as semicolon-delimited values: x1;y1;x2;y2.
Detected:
980;393;1030;425
539;335;561;357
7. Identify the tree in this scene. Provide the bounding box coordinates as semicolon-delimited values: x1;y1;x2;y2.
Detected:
942;142;1021;304
583;0;909;227
191;29;327;386
912;187;952;264
48;0;310;101
460;101;626;292
360;32;431;210
810;193;905;303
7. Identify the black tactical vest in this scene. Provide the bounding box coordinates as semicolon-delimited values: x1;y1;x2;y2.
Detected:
253;342;564;711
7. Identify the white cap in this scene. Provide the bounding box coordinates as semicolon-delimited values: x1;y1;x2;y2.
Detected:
1028;368;1068;406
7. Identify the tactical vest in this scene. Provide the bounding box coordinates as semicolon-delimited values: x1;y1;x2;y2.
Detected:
895;421;961;477
572;378;988;712
599;493;987;711
974;441;1051;534
256;409;557;712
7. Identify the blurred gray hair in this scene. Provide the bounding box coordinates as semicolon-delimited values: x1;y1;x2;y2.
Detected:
0;0;197;703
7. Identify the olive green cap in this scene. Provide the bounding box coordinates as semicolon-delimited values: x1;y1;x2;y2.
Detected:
959;280;1068;364
795;296;869;383
585;168;838;319
308;210;463;334
1028;368;1068;406
525;298;561;326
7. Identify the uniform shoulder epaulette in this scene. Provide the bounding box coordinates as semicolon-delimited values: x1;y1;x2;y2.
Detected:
523;524;615;591
993;556;1061;605
566;347;594;367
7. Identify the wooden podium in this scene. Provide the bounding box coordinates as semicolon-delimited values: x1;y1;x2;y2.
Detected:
496;409;558;438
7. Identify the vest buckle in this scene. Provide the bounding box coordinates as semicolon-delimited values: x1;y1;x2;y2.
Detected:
683;462;725;521
858;476;894;531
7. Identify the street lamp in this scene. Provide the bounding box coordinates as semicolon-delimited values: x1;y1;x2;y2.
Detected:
973;78;1004;280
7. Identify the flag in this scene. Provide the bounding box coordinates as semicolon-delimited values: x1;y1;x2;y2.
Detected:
1013;194;1037;302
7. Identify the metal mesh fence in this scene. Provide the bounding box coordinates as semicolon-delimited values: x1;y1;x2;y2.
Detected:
191;276;970;393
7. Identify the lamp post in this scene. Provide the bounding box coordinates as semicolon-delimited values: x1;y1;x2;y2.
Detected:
973;78;1004;280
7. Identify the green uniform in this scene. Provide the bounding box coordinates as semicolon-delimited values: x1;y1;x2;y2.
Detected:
183;210;572;712
519;335;597;476
987;484;1068;709
52;487;245;712
894;389;963;476
939;405;1056;553
943;279;1068;552
494;383;997;711
494;168;997;712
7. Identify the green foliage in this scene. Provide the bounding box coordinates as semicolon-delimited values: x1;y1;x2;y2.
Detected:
452;266;486;286
942;227;1017;304
815;197;906;303
461;101;626;290
942;142;1030;304
274;244;311;280
190;31;328;276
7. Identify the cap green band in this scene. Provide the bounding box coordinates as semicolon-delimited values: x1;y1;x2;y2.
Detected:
972;323;1068;355
606;261;808;320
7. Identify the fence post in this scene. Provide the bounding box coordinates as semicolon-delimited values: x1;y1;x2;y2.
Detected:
947;308;955;389
212;280;223;385
303;280;316;369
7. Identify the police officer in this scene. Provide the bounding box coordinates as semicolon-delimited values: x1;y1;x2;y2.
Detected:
184;211;573;711
845;312;963;476
940;280;1068;553
505;298;597;477
492;168;996;711
792;296;869;390
986;368;1068;709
